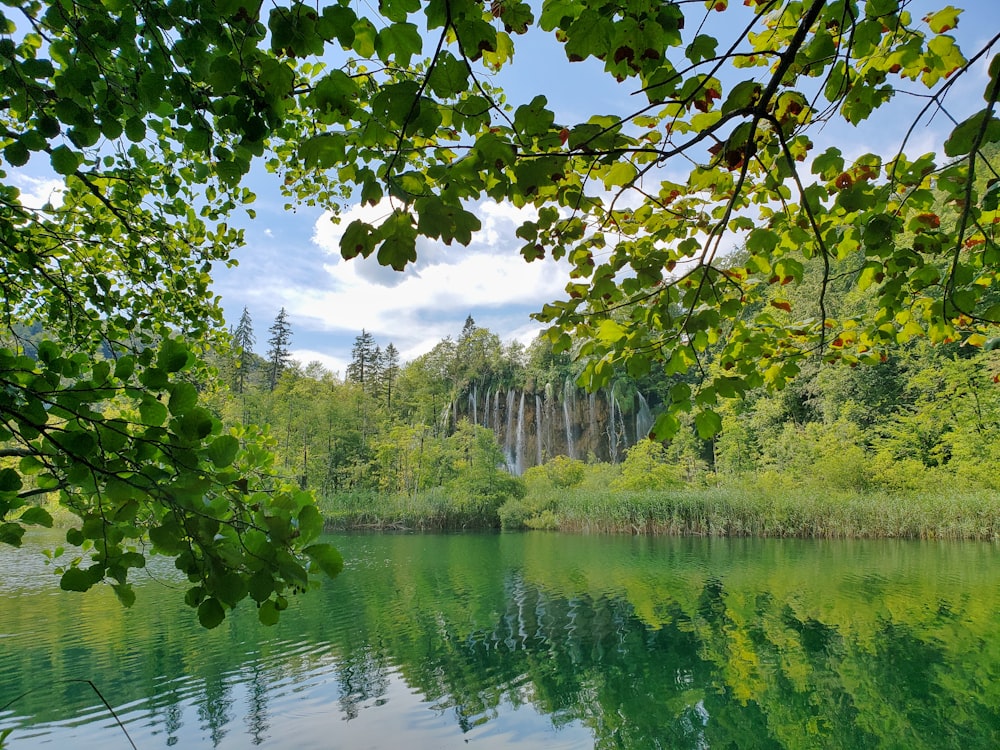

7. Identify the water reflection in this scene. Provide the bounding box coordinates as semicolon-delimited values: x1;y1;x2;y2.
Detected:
1;532;1000;748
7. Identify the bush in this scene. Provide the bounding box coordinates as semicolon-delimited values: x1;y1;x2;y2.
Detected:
611;440;684;491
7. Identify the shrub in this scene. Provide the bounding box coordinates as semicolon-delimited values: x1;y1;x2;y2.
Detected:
611;440;684;491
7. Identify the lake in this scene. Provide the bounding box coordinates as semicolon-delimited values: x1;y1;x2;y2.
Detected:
1;530;999;748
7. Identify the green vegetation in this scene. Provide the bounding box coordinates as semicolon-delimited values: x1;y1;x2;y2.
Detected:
1;0;998;624
210;313;999;539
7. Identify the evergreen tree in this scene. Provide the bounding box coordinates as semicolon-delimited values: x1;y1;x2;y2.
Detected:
460;315;476;341
232;306;256;395
383;343;400;409
347;329;377;387
266;307;293;391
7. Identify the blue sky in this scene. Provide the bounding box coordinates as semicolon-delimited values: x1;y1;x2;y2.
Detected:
15;1;1000;377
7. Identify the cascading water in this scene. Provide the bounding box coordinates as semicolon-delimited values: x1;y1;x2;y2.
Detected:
483;387;490;429
607;388;619;464
468;386;477;427
636;392;653;441
563;377;575;460
588;392;597;457
515;391;526;475
535;393;543;466
505;389;516;470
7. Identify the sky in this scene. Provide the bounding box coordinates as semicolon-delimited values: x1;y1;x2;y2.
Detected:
15;1;1000;378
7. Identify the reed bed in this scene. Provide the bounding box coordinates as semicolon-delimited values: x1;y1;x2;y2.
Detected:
320;488;504;530
547;486;1000;540
321;484;1000;540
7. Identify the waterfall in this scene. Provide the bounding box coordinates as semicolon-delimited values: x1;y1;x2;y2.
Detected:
535;393;544;466
505;389;516;470
607;389;619;463
483;387;490;429
493;390;501;438
468;386;477;426
588;392;597;453
636;392;653;441
563;377;575;460
515;391;526;475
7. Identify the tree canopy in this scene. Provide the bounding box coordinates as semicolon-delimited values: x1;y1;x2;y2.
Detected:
1;0;998;622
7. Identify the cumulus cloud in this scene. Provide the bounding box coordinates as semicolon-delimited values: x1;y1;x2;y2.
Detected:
14;176;64;209
290;349;348;378
288;198;570;356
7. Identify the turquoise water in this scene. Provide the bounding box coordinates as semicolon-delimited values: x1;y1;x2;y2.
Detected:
2;531;999;748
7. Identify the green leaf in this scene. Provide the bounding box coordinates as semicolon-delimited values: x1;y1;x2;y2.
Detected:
176;407;215;442
924;5;961;33
139;397;168;427
19;507;53;527
197;597;226;629
124;117;146;142
4;140;29;167
943;110;1000;157
694;409;723;440
149;524;184;555
0;523;25;547
112;583;136;607
304;543;344;579
207;434;240;468
157;338;190;373
514;95;555;137
50;145;80;175
603;161;637;188
214;572;248;607
208;55;242;93
297;504;324;545
258;598;280;625
114;356;135;380
376;210;417;270
0;468;22;492
375;22;422;67
300;134;346;169
248;570;274;603
340;219;377;260
60;566;96;592
564;10;612;63
168;382;199;415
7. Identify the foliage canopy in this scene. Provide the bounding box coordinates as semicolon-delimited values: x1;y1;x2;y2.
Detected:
0;0;998;621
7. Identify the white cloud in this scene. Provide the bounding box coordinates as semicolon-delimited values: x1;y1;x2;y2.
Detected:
291;198;568;355
14;176;64;209
290;349;347;378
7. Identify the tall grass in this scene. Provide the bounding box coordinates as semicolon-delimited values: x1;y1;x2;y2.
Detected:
518;485;1000;540
319;488;505;530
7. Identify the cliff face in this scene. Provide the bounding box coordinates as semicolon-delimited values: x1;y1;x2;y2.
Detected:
448;380;656;473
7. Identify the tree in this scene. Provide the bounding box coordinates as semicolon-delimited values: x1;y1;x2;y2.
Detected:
346;330;378;388
2;0;998;622
266;308;293;392
232;307;256;395
382;343;401;409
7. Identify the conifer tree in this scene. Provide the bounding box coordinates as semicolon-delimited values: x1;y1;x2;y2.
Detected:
347;329;378;387
232;307;256;395
383;343;400;409
266;308;293;392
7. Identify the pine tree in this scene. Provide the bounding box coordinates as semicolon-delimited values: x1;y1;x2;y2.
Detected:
266;307;292;391
232;306;256;395
347;329;377;387
383;342;400;409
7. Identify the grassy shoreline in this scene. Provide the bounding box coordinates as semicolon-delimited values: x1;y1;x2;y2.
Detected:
319;485;1000;541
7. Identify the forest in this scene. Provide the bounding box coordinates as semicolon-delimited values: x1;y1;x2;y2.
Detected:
210;280;1000;538
1;0;998;627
